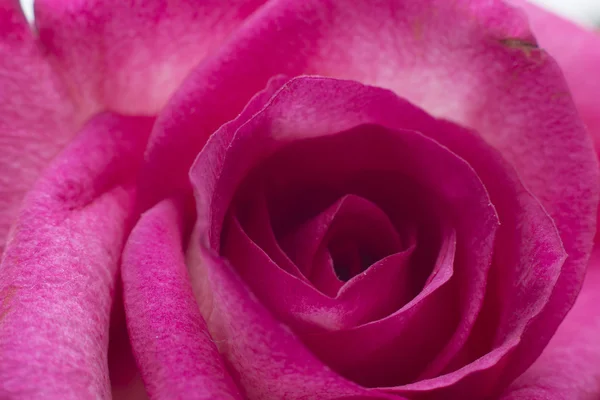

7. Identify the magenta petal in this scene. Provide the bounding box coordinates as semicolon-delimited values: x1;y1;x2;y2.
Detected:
223;215;358;330
337;249;414;307
0;113;153;398
279;194;405;291
187;233;394;400
122;199;242;400
34;0;268;117
0;0;75;253
190;76;500;389
500;248;600;399
392;120;567;397
508;0;600;143
234;189;306;281
508;0;600;242
306;227;457;387
310;248;344;296
223;212;414;332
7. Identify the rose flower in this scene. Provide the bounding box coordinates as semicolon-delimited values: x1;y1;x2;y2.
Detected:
1;0;599;399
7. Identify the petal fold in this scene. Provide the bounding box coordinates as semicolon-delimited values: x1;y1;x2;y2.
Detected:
0;113;153;399
0;0;75;253
122;198;242;400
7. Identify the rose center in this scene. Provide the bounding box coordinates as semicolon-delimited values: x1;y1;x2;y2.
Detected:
329;239;377;281
315;197;404;283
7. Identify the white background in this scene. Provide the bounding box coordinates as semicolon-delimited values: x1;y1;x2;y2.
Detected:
529;0;600;27
16;0;600;28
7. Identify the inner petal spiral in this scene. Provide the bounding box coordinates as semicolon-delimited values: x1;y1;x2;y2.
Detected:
279;194;407;296
190;77;500;391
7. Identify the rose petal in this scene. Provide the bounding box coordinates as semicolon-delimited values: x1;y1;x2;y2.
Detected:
310;248;343;297
223;210;415;333
495;5;600;398
306;227;456;388
224;215;391;330
278;194;405;290
508;0;600;143
507;0;600;242
186;234;397;400
34;0;268;117
190;76;498;389
233;189;307;282
108;283;148;400
0;113;153;398
218;127;466;346
122;198;242;400
322;84;565;397
0;0;75;253
500;248;600;400
393;119;566;397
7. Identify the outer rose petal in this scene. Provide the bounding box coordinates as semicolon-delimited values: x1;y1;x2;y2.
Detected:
122;198;243;400
508;0;600;144
500;248;600;399
147;0;597;388
0;113;154;398
488;5;600;399
0;0;75;253
34;0;267;118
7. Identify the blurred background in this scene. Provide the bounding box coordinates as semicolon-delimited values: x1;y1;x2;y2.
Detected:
529;0;600;27
15;0;600;28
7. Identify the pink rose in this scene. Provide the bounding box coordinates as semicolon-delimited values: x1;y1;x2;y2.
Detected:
1;1;599;399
